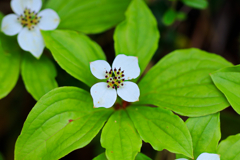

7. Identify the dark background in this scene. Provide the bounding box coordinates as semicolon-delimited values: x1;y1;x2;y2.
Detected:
0;0;240;159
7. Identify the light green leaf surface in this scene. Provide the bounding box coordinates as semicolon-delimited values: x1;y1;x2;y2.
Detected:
114;0;159;75
182;0;208;9
0;33;21;99
21;53;58;100
15;87;113;160
45;0;131;34
101;109;142;160
217;134;240;160
176;113;220;159
93;152;151;160
138;48;232;116
93;153;107;160
162;9;177;26
135;153;152;160
42;29;106;87
211;65;240;114
127;106;193;158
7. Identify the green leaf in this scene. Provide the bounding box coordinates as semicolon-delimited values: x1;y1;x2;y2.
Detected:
217;134;240;159
127;106;193;158
182;0;208;9
211;65;240;114
176;12;187;21
162;9;177;26
101;109;142;160
0;33;21;99
15;87;113;160
93;152;151;160
44;0;131;34
0;12;3;27
135;153;151;160
176;113;220;159
21;53;58;100
114;0;160;76
137;48;232;116
42;29;106;87
93;153;107;160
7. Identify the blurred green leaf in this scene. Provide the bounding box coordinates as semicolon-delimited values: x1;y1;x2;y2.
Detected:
21;53;58;100
137;48;232;117
0;12;3;27
182;0;208;9
211;65;240;114
93;152;152;160
15;87;113;160
135;153;152;160
0;153;3;160
217;134;240;159
44;0;131;34
176;113;220;159
0;33;21;99
162;8;177;26
127;106;193;158
114;0;160;76
42;30;106;87
101;110;142;160
176;12;187;21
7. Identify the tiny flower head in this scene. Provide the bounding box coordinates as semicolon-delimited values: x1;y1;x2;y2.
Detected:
176;153;220;160
90;54;140;108
1;0;60;58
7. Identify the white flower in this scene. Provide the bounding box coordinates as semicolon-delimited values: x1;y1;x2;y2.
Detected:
90;54;140;108
1;0;60;58
176;153;220;160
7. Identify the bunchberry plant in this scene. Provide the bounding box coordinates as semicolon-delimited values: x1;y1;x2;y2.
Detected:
1;0;60;58
13;0;240;160
90;54;140;108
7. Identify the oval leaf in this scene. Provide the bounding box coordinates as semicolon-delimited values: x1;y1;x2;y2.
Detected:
101;109;142;160
42;29;106;87
137;48;232;116
162;9;177;26
15;87;113;160
176;113;220;159
0;33;21;99
217;134;240;159
44;0;131;34
127;106;193;158
21;53;58;100
211;65;240;114
114;0;160;76
182;0;208;9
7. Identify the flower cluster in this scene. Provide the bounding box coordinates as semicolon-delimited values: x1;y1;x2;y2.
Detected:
90;54;140;108
1;0;60;58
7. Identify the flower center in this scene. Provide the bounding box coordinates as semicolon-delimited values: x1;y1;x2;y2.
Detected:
17;8;42;30
105;67;125;89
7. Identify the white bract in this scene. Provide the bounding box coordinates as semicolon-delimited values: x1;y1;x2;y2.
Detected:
176;153;220;160
1;0;60;58
90;54;140;108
